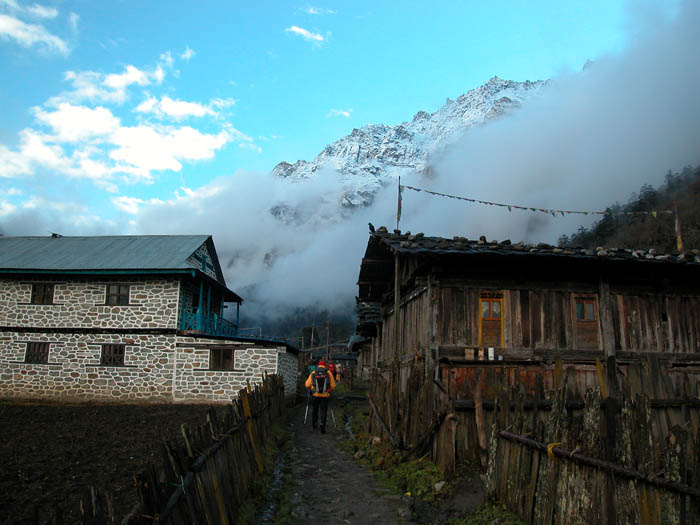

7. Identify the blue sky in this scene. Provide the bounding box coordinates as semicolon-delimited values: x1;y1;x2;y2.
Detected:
1;0;674;232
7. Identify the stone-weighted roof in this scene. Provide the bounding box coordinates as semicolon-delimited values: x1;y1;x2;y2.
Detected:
370;226;700;265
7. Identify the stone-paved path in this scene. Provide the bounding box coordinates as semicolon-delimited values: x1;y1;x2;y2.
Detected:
285;404;413;524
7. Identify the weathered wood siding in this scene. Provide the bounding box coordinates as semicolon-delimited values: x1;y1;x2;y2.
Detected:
432;286;700;355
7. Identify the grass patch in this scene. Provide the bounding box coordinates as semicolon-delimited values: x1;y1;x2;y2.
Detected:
336;385;525;524
447;503;525;525
239;414;296;524
335;387;444;504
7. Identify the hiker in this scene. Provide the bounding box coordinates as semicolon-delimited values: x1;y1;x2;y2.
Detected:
305;360;336;433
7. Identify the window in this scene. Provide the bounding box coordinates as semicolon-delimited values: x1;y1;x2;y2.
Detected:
575;298;596;321
573;296;599;349
481;298;502;320
101;344;125;366
31;283;54;305
106;284;130;305
25;342;50;364
210;348;234;370
479;294;504;347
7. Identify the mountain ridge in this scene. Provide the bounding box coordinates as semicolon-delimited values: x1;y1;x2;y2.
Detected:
271;76;547;210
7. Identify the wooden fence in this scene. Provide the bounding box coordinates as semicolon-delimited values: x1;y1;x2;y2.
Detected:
129;373;285;524
37;374;285;524
368;353;700;522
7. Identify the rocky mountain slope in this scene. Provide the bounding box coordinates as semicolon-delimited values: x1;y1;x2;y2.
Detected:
272;76;546;210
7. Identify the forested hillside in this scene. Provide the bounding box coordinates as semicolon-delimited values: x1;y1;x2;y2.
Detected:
559;165;700;252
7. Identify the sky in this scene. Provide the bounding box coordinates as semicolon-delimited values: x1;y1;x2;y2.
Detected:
1;0;697;322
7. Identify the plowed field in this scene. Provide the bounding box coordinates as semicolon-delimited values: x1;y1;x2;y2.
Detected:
0;401;217;524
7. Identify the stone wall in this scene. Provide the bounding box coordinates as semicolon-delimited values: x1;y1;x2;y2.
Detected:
0;331;175;401
0;278;180;329
172;337;281;403
0;332;293;403
277;350;299;399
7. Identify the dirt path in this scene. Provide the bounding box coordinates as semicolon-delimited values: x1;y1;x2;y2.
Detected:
283;403;413;524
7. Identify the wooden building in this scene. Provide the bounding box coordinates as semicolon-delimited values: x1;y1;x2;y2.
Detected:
0;235;298;403
356;227;700;470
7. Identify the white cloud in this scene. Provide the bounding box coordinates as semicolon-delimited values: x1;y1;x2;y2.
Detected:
284;25;324;42
210;97;236;110
26;4;58;19
0;200;17;216
34;102;120;142
159;96;214;118
159;50;174;67
300;6;336;15
135;95;235;120
22;195;77;212
68;12;78;33
111;195;163;214
104;65;152;91
136;95;216;119
11;129;67;172
327;108;352;118
0;13;68;54
135;96;157;113
109;125;231;178
239;142;262;153
180;46;195;61
59;64;165;104
112;195;144;214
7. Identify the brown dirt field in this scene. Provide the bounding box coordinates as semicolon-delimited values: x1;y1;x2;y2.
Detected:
0;400;219;524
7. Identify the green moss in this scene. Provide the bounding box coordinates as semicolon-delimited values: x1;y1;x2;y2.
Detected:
336;391;444;504
447;503;525;525
238;417;295;525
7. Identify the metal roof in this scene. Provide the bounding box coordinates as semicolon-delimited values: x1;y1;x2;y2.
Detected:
0;235;212;271
0;234;243;302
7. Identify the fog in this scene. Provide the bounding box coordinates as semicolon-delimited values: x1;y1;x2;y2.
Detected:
402;1;700;244
4;2;699;323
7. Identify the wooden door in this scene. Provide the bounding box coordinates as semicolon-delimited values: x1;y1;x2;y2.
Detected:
479;295;503;347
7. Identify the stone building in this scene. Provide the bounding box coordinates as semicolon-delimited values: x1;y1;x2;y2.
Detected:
0;235;299;403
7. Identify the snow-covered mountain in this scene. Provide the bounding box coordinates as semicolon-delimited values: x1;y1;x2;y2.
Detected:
271;76;546;210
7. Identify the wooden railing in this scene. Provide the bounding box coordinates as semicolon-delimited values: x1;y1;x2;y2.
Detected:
179;308;238;337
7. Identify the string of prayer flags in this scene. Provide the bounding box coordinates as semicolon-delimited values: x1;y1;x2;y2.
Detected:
399;184;673;219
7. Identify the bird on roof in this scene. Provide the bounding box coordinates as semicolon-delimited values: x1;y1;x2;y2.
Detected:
368;222;375;233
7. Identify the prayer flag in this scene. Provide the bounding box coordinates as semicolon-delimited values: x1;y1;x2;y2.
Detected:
674;204;684;253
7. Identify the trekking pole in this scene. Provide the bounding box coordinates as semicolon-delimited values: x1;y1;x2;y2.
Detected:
330;408;336;427
304;390;311;424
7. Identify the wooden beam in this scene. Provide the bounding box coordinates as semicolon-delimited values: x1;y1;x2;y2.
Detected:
497;430;700;499
394;253;401;367
599;278;616;358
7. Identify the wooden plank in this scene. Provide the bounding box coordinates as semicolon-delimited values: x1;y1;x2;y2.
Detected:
521;289;531;348
543;292;554;349
512;290;522;349
599;279;616;357
531;292;542;348
455;287;465;344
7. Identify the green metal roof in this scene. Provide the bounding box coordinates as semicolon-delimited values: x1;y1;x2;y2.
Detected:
0;235;213;271
0;235;243;302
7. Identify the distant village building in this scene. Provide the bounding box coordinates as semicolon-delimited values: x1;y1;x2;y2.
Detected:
0;235;298;403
